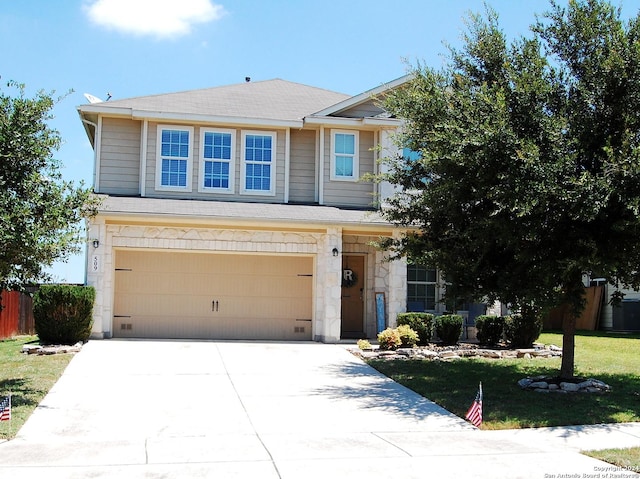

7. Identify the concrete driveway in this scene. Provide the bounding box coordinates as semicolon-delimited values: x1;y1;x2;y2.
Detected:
0;340;637;478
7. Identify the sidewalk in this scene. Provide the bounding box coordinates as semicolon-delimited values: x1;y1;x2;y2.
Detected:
0;340;638;478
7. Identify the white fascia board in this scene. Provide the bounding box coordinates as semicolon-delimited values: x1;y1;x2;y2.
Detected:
312;74;412;117
130;110;303;128
303;116;364;127
78;105;304;128
78;105;133;117
362;117;402;127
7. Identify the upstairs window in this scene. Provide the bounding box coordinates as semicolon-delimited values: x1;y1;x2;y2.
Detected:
241;131;276;195
156;126;193;191
407;264;437;312
200;129;235;193
331;130;359;181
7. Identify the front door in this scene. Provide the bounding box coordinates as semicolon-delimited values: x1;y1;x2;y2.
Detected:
341;255;365;338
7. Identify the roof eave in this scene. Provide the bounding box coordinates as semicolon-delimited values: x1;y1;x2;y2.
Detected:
312;74;412;117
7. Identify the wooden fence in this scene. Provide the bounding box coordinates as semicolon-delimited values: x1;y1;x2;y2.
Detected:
0;290;35;339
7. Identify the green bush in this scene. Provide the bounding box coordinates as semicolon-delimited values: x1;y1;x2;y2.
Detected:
435;314;463;346
357;339;372;350
377;327;402;350
396;312;434;346
475;315;505;347
34;285;95;345
504;312;542;348
396;324;419;348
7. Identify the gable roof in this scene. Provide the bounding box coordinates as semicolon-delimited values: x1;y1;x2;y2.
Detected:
79;79;350;123
311;74;412;117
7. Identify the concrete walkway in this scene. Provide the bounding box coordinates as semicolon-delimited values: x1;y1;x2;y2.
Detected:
0;340;638;478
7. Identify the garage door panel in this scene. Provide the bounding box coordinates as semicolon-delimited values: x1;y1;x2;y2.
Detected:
114;250;313;340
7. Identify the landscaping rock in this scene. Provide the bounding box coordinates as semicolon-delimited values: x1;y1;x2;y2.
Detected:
518;376;611;394
529;381;548;389
560;382;581;392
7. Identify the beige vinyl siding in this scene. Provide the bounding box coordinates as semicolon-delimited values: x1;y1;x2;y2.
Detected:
113;250;313;340
323;129;375;208
289;129;316;203
145;123;285;202
333;99;386;119
98;118;141;195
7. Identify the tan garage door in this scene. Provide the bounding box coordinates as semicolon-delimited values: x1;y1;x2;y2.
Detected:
113;250;313;340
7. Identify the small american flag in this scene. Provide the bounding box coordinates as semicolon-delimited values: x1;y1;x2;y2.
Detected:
465;382;482;428
0;395;10;422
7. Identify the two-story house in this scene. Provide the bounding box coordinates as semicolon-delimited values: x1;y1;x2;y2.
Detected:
78;76;450;342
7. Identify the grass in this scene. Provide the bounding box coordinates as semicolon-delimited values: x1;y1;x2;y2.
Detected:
0;336;75;440
368;331;640;430
584;447;640;472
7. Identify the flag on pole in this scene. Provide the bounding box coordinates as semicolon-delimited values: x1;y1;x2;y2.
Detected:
465;382;482;427
0;395;10;422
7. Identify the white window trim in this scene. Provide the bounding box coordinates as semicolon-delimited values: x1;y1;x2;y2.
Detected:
198;127;236;194
240;130;277;196
330;129;359;182
155;124;194;192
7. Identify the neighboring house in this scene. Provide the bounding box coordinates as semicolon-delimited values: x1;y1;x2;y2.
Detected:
78;76;434;342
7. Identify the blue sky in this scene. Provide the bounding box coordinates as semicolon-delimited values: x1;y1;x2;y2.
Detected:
2;0;638;283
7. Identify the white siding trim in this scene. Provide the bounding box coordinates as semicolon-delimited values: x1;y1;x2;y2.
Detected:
319;127;325;205
154;124;194;193
284;127;290;203
197;127;236;195
314;129;319;203
140;120;148;197
94;116;102;192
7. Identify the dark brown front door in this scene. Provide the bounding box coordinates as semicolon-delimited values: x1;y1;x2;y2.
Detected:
341;255;365;338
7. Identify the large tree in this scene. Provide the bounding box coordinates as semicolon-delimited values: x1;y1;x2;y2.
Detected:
0;80;98;294
379;0;640;379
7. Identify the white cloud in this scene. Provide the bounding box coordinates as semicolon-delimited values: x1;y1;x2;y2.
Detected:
84;0;225;39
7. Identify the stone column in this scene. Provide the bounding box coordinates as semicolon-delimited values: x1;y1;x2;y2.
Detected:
315;227;342;342
86;218;108;339
387;231;407;328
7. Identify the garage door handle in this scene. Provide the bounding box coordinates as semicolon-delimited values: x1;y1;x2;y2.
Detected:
212;300;219;312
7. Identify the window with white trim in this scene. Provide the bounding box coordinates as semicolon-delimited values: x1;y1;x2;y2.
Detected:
156;126;193;191
241;131;276;195
199;129;235;193
330;130;359;181
407;264;437;312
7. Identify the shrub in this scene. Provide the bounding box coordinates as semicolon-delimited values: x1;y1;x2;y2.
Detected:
435;314;463;346
34;285;95;345
377;327;402;350
475;315;505;347
357;339;372;350
396;324;419;348
504;312;543;348
396;312;434;345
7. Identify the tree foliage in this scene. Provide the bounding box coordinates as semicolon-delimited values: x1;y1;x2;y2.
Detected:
378;0;640;378
0;80;98;292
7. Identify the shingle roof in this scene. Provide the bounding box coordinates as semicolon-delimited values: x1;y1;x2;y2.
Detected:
98;196;393;229
86;79;351;122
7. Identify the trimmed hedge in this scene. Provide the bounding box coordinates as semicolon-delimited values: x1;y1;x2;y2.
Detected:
396;312;434;346
34;285;95;345
504;312;542;348
435;314;463;346
475;315;505;347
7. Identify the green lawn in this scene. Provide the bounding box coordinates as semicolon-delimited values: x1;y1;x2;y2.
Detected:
368;331;640;430
584;447;640;472
0;336;74;440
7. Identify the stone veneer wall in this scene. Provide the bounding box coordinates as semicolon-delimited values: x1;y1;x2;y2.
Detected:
87;221;404;342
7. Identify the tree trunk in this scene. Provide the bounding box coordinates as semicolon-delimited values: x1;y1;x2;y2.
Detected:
560;313;576;379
